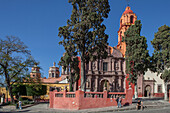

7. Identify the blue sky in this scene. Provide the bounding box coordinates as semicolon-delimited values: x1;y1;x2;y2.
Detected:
0;0;170;78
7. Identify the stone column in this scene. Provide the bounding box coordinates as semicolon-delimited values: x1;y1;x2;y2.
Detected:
108;58;111;72
95;76;99;92
96;60;99;74
89;76;92;91
128;15;130;23
112;59;115;72
111;76;116;92
118;59;121;71
62;66;64;74
88;61;92;74
126;15;128;23
118;76;122;91
99;59;102;71
65;67;68;75
110;59;112;72
89;61;92;70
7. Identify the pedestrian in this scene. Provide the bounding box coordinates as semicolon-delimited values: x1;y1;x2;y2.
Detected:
116;96;119;108
149;92;151;98
18;100;22;110
136;100;143;110
116;95;122;108
16;100;18;109
118;96;122;108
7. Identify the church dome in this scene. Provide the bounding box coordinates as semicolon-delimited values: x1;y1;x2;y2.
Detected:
123;6;133;15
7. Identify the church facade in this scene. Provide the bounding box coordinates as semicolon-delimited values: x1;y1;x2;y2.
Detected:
61;6;170;98
61;6;137;93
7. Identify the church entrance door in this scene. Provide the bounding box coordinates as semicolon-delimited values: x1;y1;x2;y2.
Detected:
100;80;109;92
144;85;151;97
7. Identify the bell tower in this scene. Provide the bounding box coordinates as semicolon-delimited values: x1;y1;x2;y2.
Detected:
117;6;137;56
48;62;60;78
30;64;41;78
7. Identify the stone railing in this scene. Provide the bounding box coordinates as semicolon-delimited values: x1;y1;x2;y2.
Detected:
55;93;63;97
84;92;103;98
107;92;126;98
66;92;76;98
54;91;76;98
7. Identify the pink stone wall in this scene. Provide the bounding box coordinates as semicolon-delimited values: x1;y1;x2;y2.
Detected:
154;93;164;98
49;88;133;110
169;90;170;103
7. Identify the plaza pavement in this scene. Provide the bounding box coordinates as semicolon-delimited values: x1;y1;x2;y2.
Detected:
0;98;169;113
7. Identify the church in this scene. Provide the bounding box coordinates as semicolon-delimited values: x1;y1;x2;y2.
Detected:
61;6;169;98
0;62;69;102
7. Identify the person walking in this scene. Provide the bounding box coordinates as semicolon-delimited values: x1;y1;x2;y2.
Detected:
116;95;122;108
118;96;122;108
18;100;22;110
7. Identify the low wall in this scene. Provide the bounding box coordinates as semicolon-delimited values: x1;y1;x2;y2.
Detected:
169;90;170;103
154;93;164;98
49;88;133;110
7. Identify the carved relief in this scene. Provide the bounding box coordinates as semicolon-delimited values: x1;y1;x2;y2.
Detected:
114;61;119;70
92;62;96;70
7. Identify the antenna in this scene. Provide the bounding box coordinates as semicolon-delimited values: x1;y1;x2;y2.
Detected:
126;0;130;6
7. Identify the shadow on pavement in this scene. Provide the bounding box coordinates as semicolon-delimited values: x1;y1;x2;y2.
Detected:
0;110;30;113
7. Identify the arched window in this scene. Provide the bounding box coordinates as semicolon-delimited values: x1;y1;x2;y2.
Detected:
130;16;134;23
52;73;54;77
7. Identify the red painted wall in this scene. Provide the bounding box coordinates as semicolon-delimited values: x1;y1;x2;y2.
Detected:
169;90;170;103
154;93;164;98
77;57;81;89
49;88;133;110
125;74;135;95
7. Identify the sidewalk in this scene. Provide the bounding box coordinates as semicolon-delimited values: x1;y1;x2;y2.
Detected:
0;98;169;113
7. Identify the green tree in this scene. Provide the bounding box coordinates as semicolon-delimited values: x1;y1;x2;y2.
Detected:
12;84;27;98
58;0;110;91
59;53;80;92
123;20;150;98
151;25;170;100
26;84;47;102
25;71;47;102
0;36;36;103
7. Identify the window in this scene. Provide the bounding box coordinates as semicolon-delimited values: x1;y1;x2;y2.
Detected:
157;84;162;93
52;73;54;77
130;16;134;23
103;62;108;71
56;74;58;77
114;61;119;70
98;60;100;70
